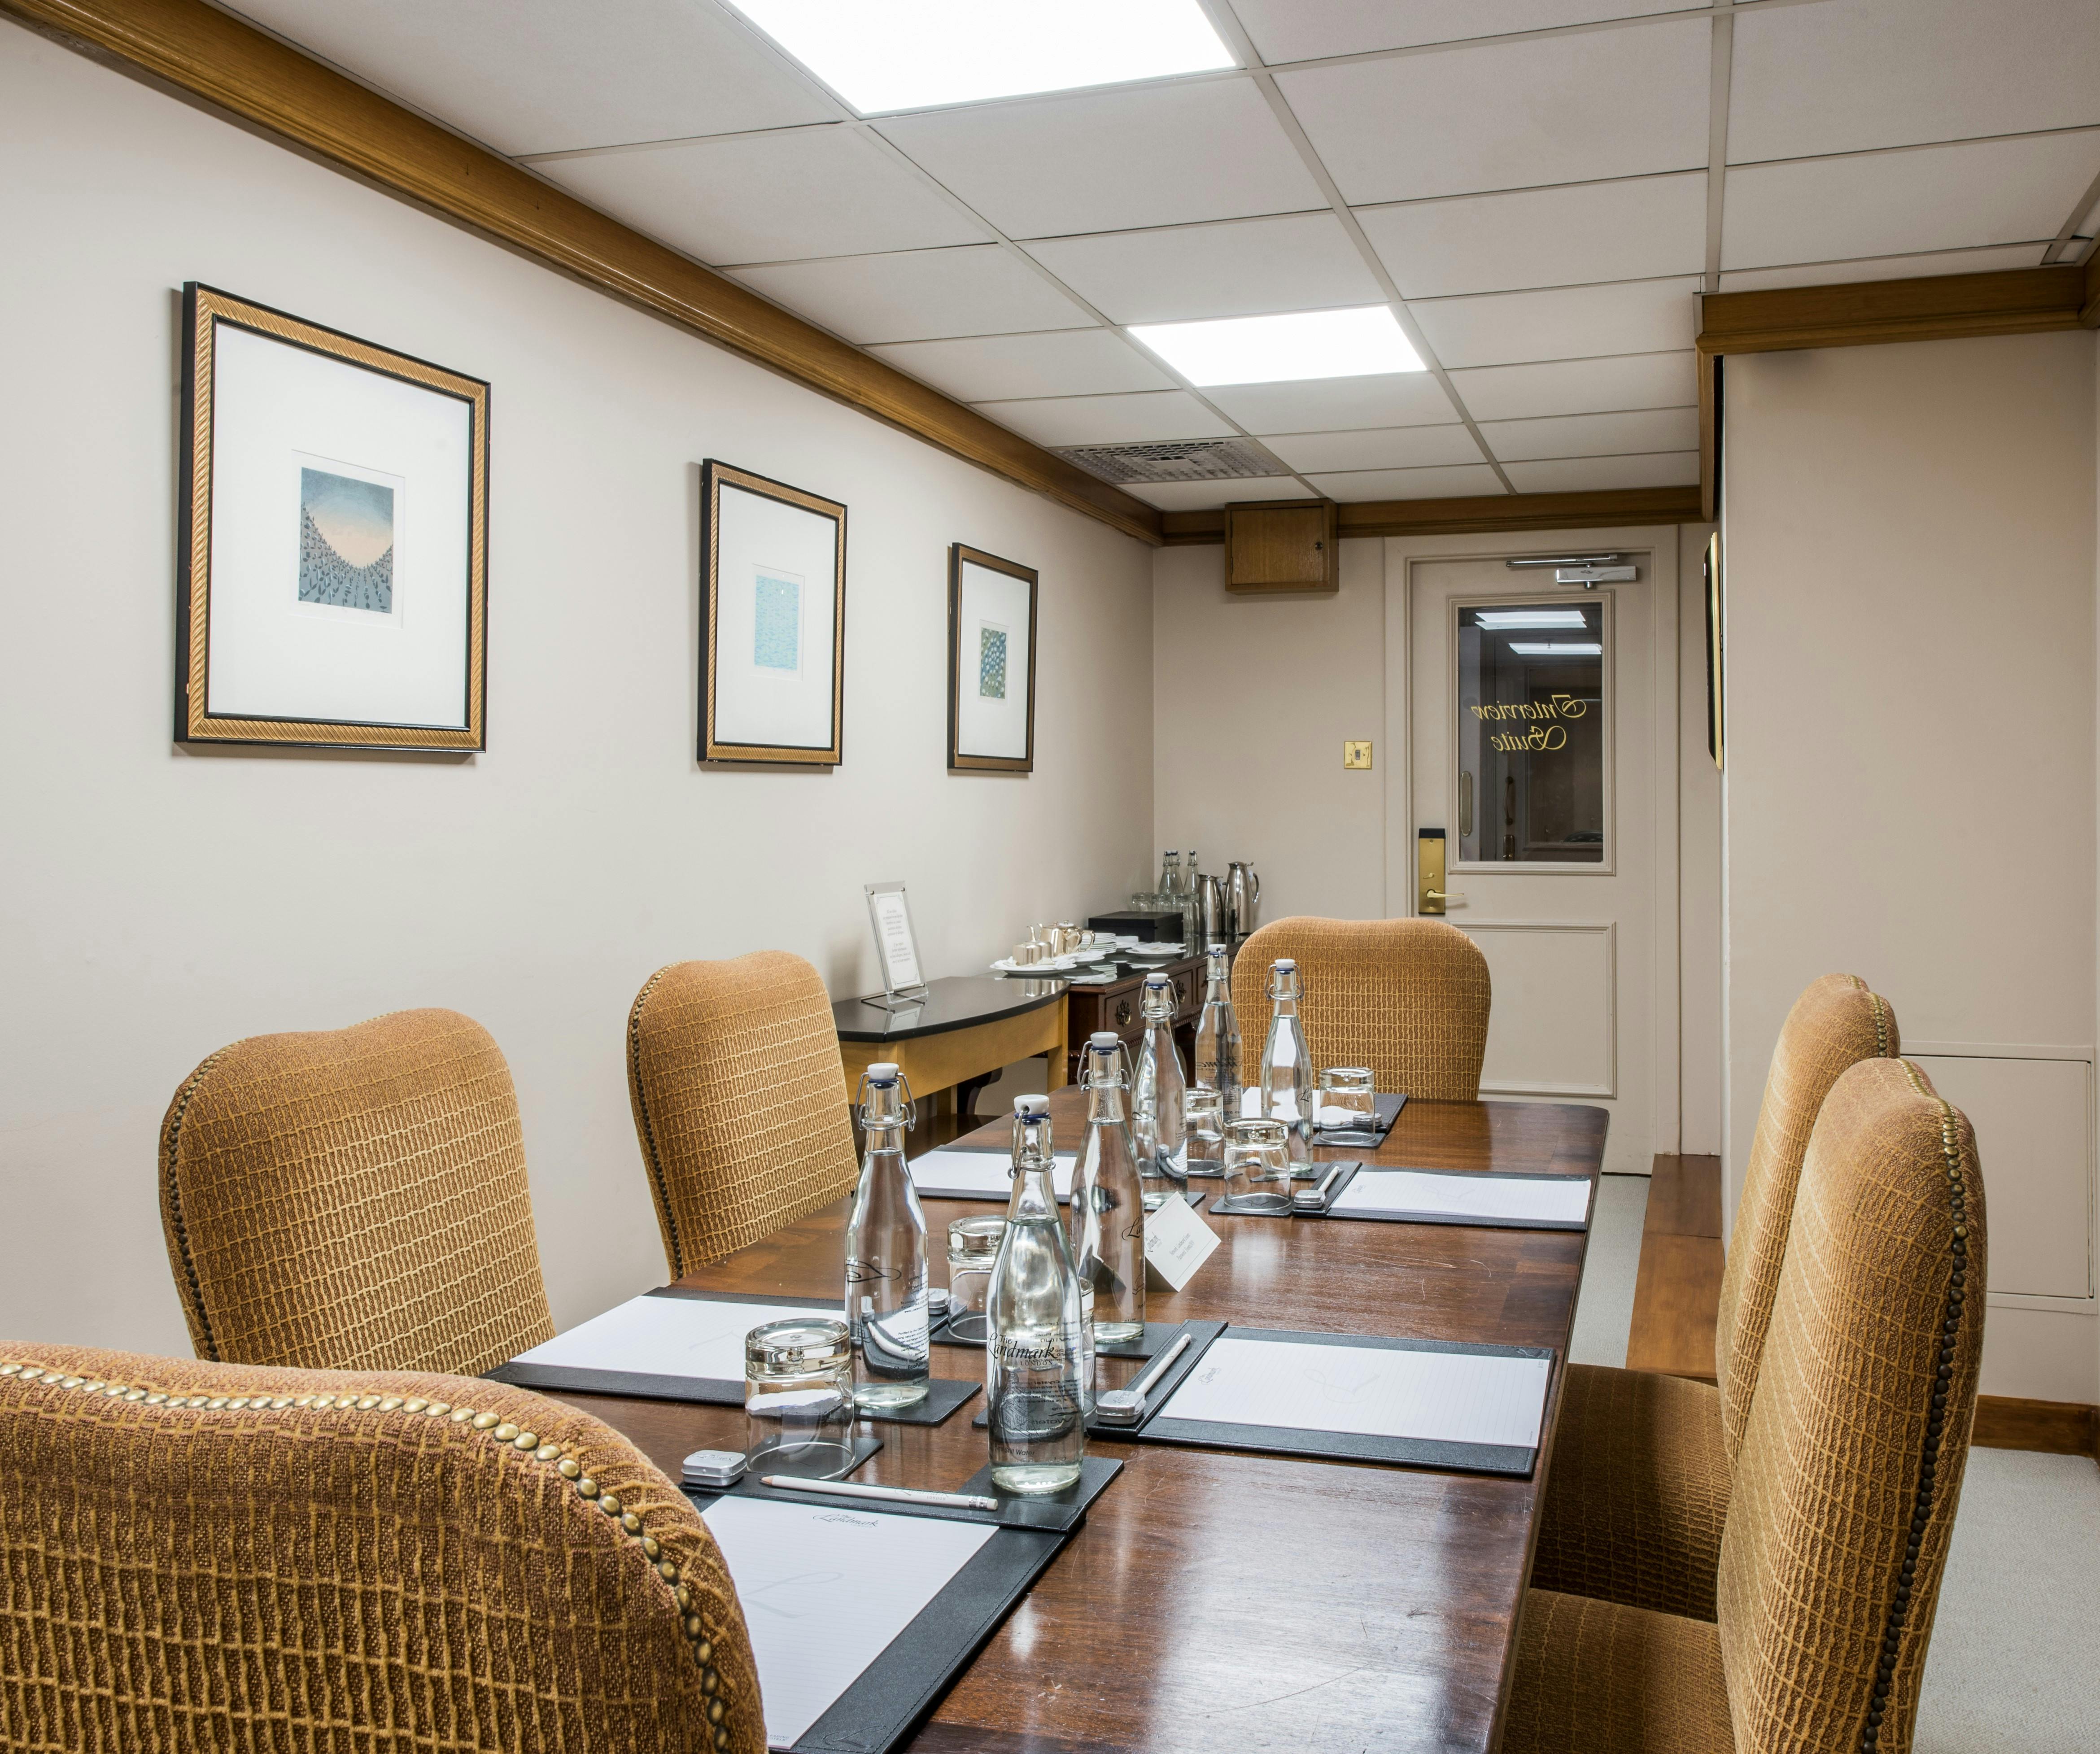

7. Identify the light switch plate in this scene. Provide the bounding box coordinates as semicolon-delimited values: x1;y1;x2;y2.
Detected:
1343;740;1373;769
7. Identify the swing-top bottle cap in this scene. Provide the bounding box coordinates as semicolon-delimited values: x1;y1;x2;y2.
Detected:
1272;958;1297;971
1143;972;1170;986
1088;1031;1120;1048
1013;1093;1049;1119
867;1061;899;1083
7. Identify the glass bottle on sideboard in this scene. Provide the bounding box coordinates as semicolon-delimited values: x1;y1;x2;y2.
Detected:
843;1062;930;1410
986;1094;1087;1495
1068;1031;1146;1346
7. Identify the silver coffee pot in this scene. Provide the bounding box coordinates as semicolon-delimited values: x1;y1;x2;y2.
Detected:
1193;872;1226;947
1224;861;1260;939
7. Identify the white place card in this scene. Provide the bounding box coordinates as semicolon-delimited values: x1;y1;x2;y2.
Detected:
1331;1169;1591;1227
1143;1191;1220;1291
698;1495;997;1749
510;1293;839;1383
1157;1335;1550;1450
909;1148;1075;1202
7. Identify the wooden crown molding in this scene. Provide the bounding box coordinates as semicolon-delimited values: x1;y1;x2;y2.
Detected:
1160;484;1703;545
1698;265;2092;358
3;0;1164;546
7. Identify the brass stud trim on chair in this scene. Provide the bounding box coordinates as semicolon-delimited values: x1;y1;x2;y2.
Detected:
1860;1067;1973;1754
0;1363;738;1720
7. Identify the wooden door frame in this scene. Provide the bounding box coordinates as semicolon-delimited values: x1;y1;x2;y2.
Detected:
1382;525;1683;1156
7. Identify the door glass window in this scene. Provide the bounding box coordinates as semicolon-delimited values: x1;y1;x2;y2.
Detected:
1454;599;1607;864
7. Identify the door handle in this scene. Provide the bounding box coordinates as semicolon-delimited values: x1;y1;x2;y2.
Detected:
1425;890;1467;906
1458;771;1473;839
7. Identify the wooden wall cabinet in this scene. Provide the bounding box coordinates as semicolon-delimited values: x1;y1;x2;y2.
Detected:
1226;499;1340;593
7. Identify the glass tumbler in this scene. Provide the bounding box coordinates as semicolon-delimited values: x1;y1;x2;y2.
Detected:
945;1215;1005;1344
1316;1067;1376;1132
1183;1086;1225;1177
744;1317;858;1479
1217;1118;1295;1214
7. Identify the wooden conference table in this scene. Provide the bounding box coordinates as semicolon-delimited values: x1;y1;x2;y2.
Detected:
564;1086;1607;1754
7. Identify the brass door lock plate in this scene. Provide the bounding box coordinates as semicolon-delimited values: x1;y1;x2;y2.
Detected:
1418;828;1446;916
1343;740;1373;769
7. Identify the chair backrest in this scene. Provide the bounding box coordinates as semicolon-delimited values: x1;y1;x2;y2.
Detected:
0;1346;759;1754
628;952;860;1275
1229;916;1492;1101
1715;1057;1983;1754
1716;973;1899;1462
160;1008;554;1376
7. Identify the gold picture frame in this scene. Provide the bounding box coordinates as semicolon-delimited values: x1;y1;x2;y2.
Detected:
700;459;847;766
176;283;489;750
947;544;1038;774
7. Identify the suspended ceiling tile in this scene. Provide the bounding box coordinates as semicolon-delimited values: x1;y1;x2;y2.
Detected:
1024;213;1384;324
1359;172;1705;299
1448;351;1698;421
1411;277;1699;368
875;81;1325;240
1265;424;1484;472
1203;372;1458;433
1124;477;1315;510
1715;243;2051;293
1232;0;1687;64
1277;19;1709;203
732;245;1089;344
869;329;1170;401
1729;0;2100;164
223;0;835;156
538;126;986;265
1305;464;1508;501
1479;406;1698;463
1720;132;2100;271
1502;451;1700;492
974;390;1236;446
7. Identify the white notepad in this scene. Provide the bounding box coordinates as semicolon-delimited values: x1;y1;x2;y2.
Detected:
1157;1335;1550;1451
510;1294;839;1383
699;1496;997;1750
909;1148;1075;1201
1332;1169;1591;1227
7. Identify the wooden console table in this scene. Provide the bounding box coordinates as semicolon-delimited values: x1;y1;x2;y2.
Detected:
833;975;1067;1120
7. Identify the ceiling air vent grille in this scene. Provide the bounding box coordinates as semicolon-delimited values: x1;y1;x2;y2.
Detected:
1052;436;1287;485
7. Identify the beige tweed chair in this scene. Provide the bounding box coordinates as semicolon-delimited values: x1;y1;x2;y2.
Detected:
0;1345;759;1753
1230;916;1492;1100
159;1008;555;1378
1504;1055;1985;1754
1532;973;1898;1623
628;951;860;1275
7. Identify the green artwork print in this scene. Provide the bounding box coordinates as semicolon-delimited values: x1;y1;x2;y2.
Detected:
753;569;801;673
978;624;1008;700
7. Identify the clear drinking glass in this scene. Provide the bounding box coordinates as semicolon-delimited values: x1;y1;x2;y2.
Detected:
986;1095;1087;1494
1316;1066;1376;1132
1068;1032;1146;1346
1259;959;1316;1174
844;1062;930;1410
1192;944;1241;1117
945;1215;1004;1344
1131;974;1188;1189
1217;1118;1295;1215
1183;1086;1225;1177
745;1317;859;1478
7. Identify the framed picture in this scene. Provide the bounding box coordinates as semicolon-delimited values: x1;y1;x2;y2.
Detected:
176;284;489;750
947;544;1038;773
1704;528;1725;772
701;460;845;765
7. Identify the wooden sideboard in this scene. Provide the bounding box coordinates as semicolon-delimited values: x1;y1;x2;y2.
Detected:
1059;952;1204;1082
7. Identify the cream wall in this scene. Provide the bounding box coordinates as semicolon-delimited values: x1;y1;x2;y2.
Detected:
1722;330;2100;1404
1152;532;1726;1151
0;24;1153;1357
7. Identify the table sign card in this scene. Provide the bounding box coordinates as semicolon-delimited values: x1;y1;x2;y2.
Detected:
1144;1191;1219;1290
864;880;929;1007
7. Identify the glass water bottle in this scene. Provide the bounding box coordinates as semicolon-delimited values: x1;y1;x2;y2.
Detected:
986;1095;1087;1495
1192;944;1241;1117
1068;1031;1146;1346
1131;973;1188;1187
843;1062;930;1410
1259;959;1315;1173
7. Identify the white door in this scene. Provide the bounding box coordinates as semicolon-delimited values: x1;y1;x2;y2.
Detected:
1386;530;1679;1176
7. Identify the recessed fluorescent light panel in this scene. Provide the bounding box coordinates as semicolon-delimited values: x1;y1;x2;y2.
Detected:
729;0;1236;114
1509;642;1603;656
1473;609;1591;631
1127;306;1424;387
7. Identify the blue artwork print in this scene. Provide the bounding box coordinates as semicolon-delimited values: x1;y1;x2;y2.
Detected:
753;570;801;673
299;467;394;612
978;624;1009;700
